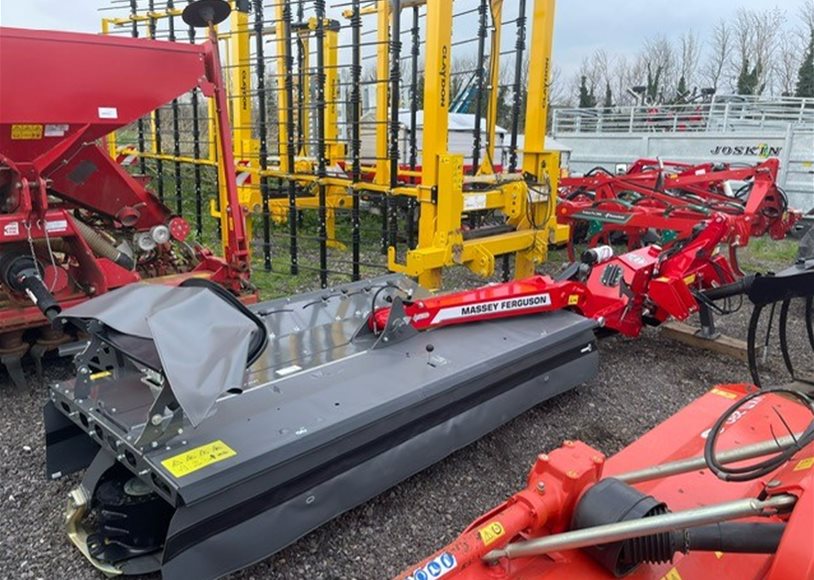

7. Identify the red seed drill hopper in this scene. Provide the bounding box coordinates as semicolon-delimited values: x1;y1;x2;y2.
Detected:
0;9;251;384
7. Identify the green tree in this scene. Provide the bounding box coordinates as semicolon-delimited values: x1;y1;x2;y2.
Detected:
796;29;814;98
646;63;663;103
676;75;688;102
737;57;763;95
578;76;597;108
603;82;613;111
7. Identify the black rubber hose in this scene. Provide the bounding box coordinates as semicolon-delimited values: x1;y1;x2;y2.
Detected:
701;275;756;301
19;273;61;321
0;253;61;320
747;302;767;387
704;387;814;481
686;523;786;554
178;278;268;367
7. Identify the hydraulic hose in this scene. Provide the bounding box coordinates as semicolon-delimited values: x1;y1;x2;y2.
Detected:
686;522;785;554
701;274;756;301
72;217;135;270
179;278;268;366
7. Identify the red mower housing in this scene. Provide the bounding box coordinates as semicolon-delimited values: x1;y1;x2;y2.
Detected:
398;384;814;580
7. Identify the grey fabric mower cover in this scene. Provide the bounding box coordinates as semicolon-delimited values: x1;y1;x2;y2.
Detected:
60;284;256;426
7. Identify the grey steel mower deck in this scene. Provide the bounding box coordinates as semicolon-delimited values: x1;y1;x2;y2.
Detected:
45;275;598;579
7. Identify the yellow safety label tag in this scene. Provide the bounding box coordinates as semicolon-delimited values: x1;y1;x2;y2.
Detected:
11;124;43;140
478;521;505;547
161;440;236;478
661;568;683;580
568;294;580;306
683;274;697;286
794;457;814;472
710;387;738;399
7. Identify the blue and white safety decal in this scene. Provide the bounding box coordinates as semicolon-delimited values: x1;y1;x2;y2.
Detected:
404;552;457;580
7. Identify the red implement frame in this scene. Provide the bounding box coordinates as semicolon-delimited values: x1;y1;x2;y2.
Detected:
0;27;251;333
397;384;814;580
373;213;742;338
558;159;800;268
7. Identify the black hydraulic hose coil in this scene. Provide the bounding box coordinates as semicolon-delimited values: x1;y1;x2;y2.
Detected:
178;278;268;367
704;388;814;482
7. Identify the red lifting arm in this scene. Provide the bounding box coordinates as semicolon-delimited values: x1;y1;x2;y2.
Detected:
373;213;740;338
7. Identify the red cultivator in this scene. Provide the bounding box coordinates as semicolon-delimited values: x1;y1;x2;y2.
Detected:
557;159;801;272
0;25;251;384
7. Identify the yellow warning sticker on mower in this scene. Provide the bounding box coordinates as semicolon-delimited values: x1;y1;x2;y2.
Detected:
710;387;738;399
11;124;43;140
161;440;236;478
568;294;580;306
478;521;505;546
794;457;814;471
661;568;683;580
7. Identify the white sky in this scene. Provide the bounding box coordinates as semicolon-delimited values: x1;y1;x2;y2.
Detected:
0;0;806;82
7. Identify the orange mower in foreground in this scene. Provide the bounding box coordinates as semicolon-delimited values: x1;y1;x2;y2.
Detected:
398;383;814;580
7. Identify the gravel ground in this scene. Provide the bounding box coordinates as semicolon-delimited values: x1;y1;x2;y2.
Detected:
1;262;810;580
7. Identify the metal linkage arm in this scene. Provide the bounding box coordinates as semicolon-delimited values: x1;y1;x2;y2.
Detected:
371;274;578;332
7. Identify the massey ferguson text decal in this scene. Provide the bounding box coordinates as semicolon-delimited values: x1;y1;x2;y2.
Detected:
431;293;552;324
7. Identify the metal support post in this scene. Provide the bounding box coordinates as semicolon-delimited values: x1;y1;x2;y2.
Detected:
131;0;148;176
350;0;363;280
516;0;557;279
254;0;272;271
416;0;453;289
187;19;204;236
377;0;391;253
228;0;255;252
276;0;298;274
147;0;165;204
315;0;329;287
406;4;420;250
471;0;488;175
388;0;402;251
167;0;184;216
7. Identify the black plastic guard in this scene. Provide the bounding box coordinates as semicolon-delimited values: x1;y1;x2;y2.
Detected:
44;400;99;479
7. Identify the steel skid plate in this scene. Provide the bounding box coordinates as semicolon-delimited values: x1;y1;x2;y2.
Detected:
46;275;599;579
